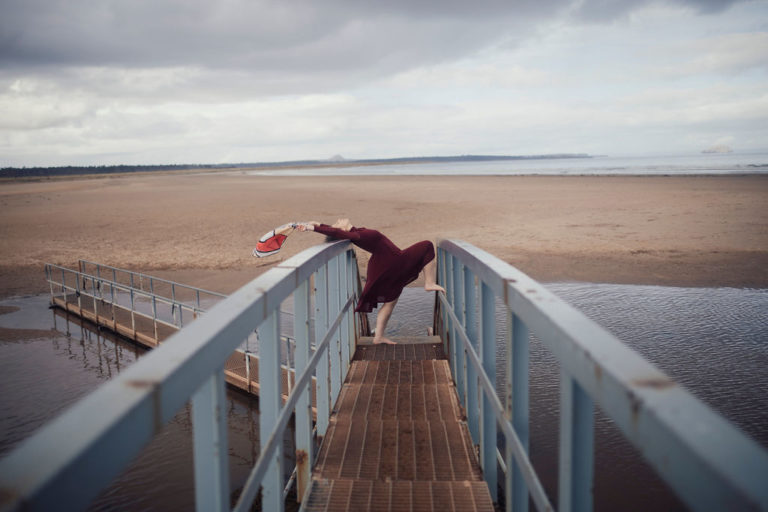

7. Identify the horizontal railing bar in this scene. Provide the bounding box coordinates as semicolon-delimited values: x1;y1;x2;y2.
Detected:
46;264;214;311
1;242;353;512
78;259;227;298
233;293;355;512
438;292;553;512
439;239;768;511
497;448;506;474
46;277;200;331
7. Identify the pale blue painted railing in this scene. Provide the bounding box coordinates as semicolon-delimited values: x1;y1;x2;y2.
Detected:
436;239;768;512
0;241;362;512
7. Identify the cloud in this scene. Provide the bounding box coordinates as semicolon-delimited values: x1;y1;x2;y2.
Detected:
2;0;749;71
0;0;765;166
0;0;559;71
659;32;768;76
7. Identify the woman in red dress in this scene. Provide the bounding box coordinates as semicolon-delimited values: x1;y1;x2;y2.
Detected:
299;219;445;345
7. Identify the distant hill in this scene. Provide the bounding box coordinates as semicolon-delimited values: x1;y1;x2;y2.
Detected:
0;153;592;179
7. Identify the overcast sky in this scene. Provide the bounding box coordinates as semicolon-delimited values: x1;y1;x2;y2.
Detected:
1;0;766;167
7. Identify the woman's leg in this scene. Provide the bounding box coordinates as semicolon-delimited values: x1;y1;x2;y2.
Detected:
373;299;398;345
423;258;446;293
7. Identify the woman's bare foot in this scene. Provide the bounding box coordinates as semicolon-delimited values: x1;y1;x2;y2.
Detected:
424;283;446;293
373;336;397;345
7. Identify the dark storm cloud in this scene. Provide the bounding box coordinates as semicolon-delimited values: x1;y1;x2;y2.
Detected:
0;0;747;72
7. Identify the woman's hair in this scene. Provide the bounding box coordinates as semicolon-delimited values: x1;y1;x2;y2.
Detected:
324;235;335;243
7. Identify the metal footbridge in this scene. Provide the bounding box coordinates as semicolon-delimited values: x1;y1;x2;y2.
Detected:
2;240;768;511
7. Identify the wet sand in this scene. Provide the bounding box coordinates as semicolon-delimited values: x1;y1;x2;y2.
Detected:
1;172;766;298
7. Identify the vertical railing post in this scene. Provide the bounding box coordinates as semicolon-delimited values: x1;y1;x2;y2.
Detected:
96;265;102;299
345;251;356;358
258;309;284;512
446;254;457;377
479;281;497;502
150;278;158;342
192;368;230;512
245;352;251;393
558;373;594;512
171;283;178;326
439;248;449;352
293;279;313;503
451;258;466;406
339;252;351;379
314;265;330;438
327;256;341;405
110;268;116;305
91;275;99;319
464;267;479;444
508;311;530;512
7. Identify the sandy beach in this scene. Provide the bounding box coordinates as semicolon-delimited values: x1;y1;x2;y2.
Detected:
1;171;767;299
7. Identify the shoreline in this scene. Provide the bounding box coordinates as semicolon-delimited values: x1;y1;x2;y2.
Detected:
1;173;766;298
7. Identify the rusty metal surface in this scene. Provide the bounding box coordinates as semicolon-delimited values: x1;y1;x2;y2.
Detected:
353;342;446;361
306;337;494;512
305;479;495;512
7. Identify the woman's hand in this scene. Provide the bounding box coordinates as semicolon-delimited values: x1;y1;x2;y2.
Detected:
297;221;319;232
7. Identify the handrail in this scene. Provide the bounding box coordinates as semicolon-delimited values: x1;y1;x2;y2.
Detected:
436;239;768;512
438;290;553;511
78;259;227;299
0;240;362;512
45;262;210;331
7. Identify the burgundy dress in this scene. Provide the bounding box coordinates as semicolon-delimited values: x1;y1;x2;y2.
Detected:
313;224;435;313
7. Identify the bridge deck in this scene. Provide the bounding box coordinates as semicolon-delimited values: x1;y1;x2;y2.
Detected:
304;336;495;512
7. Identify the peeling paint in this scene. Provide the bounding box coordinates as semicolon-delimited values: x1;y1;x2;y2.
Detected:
125;379;159;389
632;377;676;390
125;379;163;434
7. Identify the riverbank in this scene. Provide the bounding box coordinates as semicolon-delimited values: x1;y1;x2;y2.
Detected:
1;173;766;298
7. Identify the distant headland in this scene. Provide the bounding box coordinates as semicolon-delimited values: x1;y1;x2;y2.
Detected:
0;153;591;180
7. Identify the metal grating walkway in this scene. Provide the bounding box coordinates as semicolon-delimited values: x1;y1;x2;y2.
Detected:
304;336;495;512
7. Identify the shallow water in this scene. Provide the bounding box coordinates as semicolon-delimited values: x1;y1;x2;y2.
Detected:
1;283;766;510
246;152;768;176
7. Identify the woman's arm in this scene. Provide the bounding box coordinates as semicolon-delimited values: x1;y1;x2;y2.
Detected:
303;223;361;241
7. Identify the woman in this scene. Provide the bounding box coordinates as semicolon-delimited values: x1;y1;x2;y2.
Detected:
298;219;445;345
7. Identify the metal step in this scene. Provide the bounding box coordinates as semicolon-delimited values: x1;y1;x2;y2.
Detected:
303;478;495;512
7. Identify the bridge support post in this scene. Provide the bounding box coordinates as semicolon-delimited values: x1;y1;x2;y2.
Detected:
259;309;285;512
507;311;530;512
558;372;594;512
464;266;479;444
314;265;330;437
192;367;230;512
293;279;313;503
451;257;466;408
479;282;497;502
328;257;341;406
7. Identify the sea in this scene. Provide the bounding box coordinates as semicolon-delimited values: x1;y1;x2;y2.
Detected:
244;151;768;176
